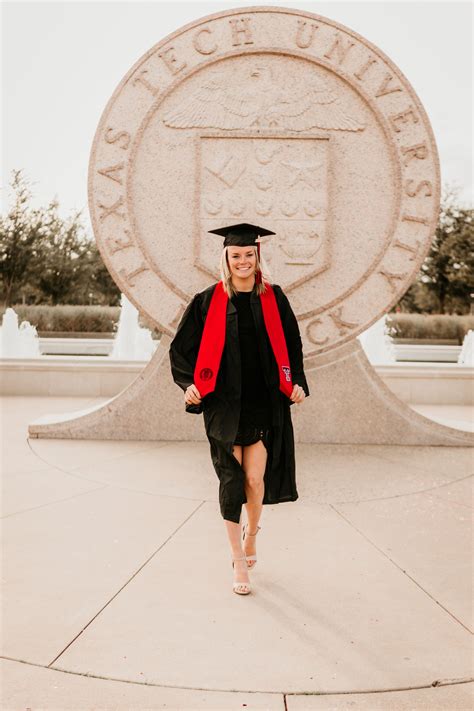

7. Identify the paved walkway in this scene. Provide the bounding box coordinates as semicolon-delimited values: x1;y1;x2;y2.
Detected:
1;396;473;710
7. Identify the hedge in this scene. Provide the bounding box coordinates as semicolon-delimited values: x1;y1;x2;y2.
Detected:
0;304;160;337
1;304;473;343
5;305;118;333
386;313;474;343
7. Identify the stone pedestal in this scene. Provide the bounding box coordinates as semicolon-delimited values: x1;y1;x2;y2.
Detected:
29;337;473;445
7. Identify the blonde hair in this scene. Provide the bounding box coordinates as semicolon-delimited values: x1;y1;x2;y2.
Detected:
219;244;272;297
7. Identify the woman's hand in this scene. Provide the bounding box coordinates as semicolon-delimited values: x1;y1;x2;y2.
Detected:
185;383;202;405
289;384;306;404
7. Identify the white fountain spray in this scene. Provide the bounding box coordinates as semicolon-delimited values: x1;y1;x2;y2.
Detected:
357;314;396;365
458;329;474;366
0;308;41;358
110;293;157;360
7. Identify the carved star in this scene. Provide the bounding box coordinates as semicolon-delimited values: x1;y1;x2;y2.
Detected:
281;160;325;189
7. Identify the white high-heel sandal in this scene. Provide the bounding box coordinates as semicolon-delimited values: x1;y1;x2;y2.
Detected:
242;523;262;569
231;555;251;595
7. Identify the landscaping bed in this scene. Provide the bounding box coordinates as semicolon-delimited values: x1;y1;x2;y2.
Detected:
2;304;473;343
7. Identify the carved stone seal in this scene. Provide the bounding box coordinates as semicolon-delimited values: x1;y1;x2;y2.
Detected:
88;6;440;356
30;7;470;447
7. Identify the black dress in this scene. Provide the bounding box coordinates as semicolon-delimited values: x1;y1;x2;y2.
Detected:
231;289;272;449
169;281;310;523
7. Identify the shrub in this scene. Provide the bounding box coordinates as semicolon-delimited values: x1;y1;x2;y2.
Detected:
0;304;160;337
387;313;474;343
2;304;472;344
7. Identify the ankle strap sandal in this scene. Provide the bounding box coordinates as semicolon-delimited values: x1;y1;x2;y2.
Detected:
242;523;262;569
231;554;251;595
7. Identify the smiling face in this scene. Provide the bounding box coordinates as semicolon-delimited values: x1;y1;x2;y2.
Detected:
227;245;257;279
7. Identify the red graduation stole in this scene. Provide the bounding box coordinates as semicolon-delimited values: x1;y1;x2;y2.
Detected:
194;281;293;399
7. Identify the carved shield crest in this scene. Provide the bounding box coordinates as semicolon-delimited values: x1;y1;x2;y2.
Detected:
195;132;331;290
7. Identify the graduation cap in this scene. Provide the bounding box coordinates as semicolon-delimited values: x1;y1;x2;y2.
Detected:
208;222;275;285
207;222;275;247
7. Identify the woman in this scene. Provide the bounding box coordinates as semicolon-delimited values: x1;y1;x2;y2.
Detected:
169;222;309;595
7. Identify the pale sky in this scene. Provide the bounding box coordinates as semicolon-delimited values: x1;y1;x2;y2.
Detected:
2;0;473;230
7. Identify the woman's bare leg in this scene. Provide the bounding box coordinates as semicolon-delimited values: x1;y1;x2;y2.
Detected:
242;439;267;559
224;443;249;587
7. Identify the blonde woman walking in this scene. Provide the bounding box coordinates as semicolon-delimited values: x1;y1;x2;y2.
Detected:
169;222;309;595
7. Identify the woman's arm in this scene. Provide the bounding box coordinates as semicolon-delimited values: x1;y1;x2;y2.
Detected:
169;293;205;414
272;284;310;399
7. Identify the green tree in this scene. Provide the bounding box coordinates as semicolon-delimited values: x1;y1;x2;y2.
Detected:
32;200;90;305
71;241;121;306
397;185;474;314
33;204;121;305
0;170;45;306
1;169;120;305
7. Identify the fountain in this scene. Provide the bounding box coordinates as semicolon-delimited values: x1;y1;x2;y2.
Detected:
110;293;157;360
458;329;473;366
0;308;41;358
357;314;396;365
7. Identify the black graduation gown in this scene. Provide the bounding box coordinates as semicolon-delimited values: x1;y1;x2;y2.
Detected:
168;282;310;523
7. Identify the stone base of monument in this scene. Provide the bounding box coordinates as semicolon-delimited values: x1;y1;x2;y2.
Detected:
28;336;473;446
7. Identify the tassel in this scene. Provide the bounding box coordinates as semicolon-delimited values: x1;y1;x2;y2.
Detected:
256;242;262;285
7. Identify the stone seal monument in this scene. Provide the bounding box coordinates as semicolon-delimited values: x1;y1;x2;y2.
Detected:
29;6;473;445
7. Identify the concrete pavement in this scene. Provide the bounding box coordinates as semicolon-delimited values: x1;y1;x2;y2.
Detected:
1;396;473;710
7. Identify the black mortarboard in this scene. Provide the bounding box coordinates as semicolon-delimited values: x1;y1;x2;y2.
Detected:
207;222;275;247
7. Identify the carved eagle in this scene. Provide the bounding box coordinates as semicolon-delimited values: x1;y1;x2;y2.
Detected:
162;65;366;132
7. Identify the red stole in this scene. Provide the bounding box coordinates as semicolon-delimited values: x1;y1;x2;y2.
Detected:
194;281;293;399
